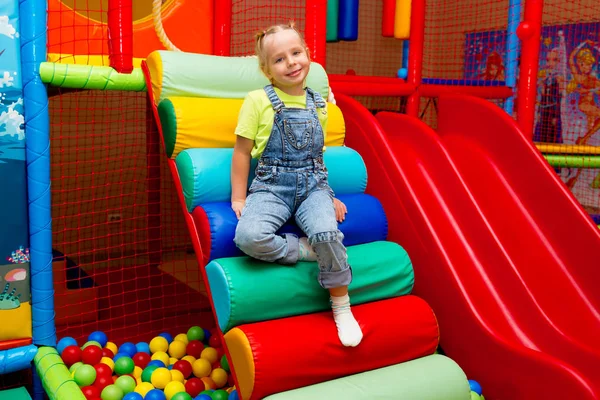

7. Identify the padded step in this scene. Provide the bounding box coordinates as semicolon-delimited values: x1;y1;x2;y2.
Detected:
192;193;388;261
224;295;439;400
206;241;414;332
0;387;32;400
263;355;470;400
176;146;367;210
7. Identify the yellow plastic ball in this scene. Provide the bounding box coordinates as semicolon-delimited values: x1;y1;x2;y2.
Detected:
168;340;187;359
174;333;189;345
200;347;218;364
192;358;212;378
105;342;118;355
133;366;143;379
169;357;178;366
100;357;115;371
136;377;142;386
182;355;196;365
164;381;186;400
170;369;185;383
210;368;228;388
150;367;172;389
151;351;170;366
149;336;169;354
134;382;154;397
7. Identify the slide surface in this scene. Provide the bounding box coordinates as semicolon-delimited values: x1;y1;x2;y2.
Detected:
336;93;600;400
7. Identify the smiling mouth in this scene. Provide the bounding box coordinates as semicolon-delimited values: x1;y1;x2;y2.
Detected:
287;69;302;77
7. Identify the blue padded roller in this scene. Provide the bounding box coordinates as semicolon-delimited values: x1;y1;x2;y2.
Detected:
338;0;359;41
199;193;388;261
176;146;368;211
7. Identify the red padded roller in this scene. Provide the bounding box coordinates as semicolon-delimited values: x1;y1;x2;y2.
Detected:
225;295;439;399
382;0;397;37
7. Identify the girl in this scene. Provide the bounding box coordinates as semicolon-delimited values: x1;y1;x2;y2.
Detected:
231;22;363;347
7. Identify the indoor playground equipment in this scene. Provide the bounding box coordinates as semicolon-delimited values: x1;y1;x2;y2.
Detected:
1;0;600;399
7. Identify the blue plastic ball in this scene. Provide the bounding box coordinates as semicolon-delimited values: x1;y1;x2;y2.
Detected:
57;337;77;355
469;380;483;395
113;352;129;361
147;360;166;368
203;329;211;344
87;331;108;347
145;389;167;400
397;68;408;79
124;393;144;400
195;395;212;400
119;342;137;357
228;390;239;400
135;342;151;354
167;364;174;370
158;332;174;343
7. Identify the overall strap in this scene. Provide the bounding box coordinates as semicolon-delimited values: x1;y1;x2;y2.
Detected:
306;87;327;109
264;84;285;112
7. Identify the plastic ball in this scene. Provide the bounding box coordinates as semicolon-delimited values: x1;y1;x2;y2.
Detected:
151;351;170;366
172;360;192;378
102;348;115;359
132;366;143;379
181;355;196;366
228;390;239;400
141;365;159;383
88;331;108;347
114;353;129;361
62;345;82;367
105;342;119;355
81;385;101;399
184;377;203;397
169;357;178;366
167;365;174;370
192;358;212;378
212;389;229;400
187;327;204;342
147;360;166;368
168;340;187;359
82;341;102;350
100;384;123;400
171;393;192;400
133;382;154;397
133;352;151;369
197;394;212;400
184;341;203;359
57;337;78;354
397;68;408;79
100;357;115;371
135;342;151;354
170;369;185;383
200;377;216;390
150;367;172;389
208;335;221;349
200;348;218;364
345;69;356;76
83;345;104;365
149;337;169;354
69;362;84;374
174;334;189;346
164;380;186;400
114;357;135;376
469;380;483;395
95;363;113;379
115;375;136;394
202;329;211;344
74;364;97;387
220;356;229;372
210;368;228;388
123;393;143;400
144;389;167;400
471;392;481;400
516;21;533;40
158;332;174;343
117;343;135;357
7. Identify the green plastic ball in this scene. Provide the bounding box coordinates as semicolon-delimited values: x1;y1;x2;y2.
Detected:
74;364;96;387
220;355;229;372
212;390;229;400
114;356;135;375
470;392;482;400
82;340;102;349
171;393;193;400
101;384;124;400
141;365;159;383
187;326;205;342
69;362;84;374
114;375;136;394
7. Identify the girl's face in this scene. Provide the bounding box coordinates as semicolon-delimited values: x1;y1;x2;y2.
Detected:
262;29;310;95
577;59;593;75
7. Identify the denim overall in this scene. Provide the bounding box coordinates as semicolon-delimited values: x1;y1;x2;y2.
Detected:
234;85;352;289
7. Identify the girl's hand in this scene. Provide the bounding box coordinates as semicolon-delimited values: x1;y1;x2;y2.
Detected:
333;198;347;222
232;200;246;219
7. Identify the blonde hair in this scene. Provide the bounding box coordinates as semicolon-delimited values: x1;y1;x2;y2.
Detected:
576;48;596;66
255;21;310;77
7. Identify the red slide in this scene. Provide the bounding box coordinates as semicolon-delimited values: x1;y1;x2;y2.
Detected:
336;93;600;399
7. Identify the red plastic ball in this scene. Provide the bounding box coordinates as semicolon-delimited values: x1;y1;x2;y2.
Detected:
94;363;112;378
102;348;115;359
185;377;204;397
211;361;221;370
93;375;112;391
516;22;533;40
61;345;82;367
172;360;193;378
208;335;221;348
346;69;356;76
132;352;151;369
186;340;204;358
81;385;101;399
227;374;235;387
82;345;103;365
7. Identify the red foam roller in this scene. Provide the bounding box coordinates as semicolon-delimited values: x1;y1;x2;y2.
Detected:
108;0;133;73
382;0;397;37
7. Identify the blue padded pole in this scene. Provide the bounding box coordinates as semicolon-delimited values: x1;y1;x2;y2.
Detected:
504;0;521;115
20;0;56;347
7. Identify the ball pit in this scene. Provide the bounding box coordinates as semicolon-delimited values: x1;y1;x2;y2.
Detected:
57;327;239;400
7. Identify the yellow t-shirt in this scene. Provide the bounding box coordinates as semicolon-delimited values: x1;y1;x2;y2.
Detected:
234;87;329;159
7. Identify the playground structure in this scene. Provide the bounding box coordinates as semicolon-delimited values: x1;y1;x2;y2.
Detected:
0;0;599;399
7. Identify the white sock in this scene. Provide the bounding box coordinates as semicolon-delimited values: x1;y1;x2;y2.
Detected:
298;237;318;261
331;294;363;347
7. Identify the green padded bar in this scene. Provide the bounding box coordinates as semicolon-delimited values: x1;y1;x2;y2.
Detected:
206;241;414;332
39;62;146;91
146;50;330;103
176;146;368;211
34;347;86;400
263;355;471;400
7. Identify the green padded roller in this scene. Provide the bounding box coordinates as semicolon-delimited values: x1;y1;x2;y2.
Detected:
543;154;600;168
263;355;471;400
34;347;86;400
39;62;146;91
327;0;340;42
206;241;414;332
